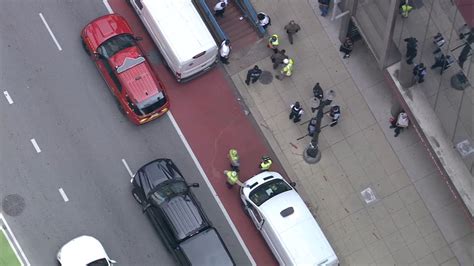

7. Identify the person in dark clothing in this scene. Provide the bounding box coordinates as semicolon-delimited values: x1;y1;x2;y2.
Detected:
413;63;427;83
328;105;341;127
270;49;288;69
284;20;301;45
289;102;304;123
431;54;453;74
318;0;330;17
245;65;262;85
312;82;324;112
340;37;353;58
404;37;418;64
257;12;271;29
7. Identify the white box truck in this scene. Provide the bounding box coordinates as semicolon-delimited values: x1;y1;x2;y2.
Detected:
129;0;218;82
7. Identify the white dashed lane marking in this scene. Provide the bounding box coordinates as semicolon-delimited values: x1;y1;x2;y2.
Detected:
3;91;14;104
30;138;41;153
58;188;69;202
122;159;134;178
39;13;63;51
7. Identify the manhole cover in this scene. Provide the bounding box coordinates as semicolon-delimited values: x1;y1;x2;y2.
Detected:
2;194;25;217
259;70;273;84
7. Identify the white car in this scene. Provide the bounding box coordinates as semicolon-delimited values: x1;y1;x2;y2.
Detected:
57;236;116;266
240;171;339;265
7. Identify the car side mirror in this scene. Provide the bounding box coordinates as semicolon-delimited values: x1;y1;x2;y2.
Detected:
290;181;296;187
142;203;151;212
189;183;199;188
134;36;143;41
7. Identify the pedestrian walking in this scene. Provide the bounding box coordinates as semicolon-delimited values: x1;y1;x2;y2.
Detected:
214;1;226;18
219;39;231;64
431;54;453;74
339;37;353;59
257;12;271;29
228;149;240;172
271;49;287;69
284;20;301;45
399;0;413;18
259;156;272;172
389;111;409;137
307;117;317;137
245;65;262;85
328;105;341;127
318;0;330;17
267;34;280;53
413;63;426;83
276;58;294;80
404;37;418;64
224;170;243;188
289;101;304;123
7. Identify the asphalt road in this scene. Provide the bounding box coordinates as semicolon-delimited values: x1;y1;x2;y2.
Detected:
0;0;249;265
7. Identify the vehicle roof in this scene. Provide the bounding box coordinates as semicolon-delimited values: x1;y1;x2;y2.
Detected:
142;0;216;62
180;228;234;266
82;14;132;51
59;236;108;266
243;172;337;264
110;47;161;103
137;159;184;195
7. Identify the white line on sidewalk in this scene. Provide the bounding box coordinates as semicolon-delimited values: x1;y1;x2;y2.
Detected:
58;188;69;202
166;112;256;266
102;0;114;14
30;139;41;153
39;13;62;51
3;91;14;104
122;159;134;178
0;213;31;266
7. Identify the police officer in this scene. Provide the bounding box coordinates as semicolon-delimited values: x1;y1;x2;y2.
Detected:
259;156;272;171
219;39;231;64
224;170;243;188
413;63;427;83
267;34;280;53
228;149;240;172
245;65;262;85
214;1;226;18
399;0;413;18
329;105;341;127
289;101;303;123
257;12;271;29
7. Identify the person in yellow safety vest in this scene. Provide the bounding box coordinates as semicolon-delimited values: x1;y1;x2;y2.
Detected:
276;58;294;80
399;0;413;18
267;34;280;53
259;156;272;171
228;148;240;172
224;170;244;188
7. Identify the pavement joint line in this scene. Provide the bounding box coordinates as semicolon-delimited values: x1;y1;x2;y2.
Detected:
121;159;134;178
38;13;62;51
58;188;69;202
30;138;41;153
102;0;113;14
3;91;14;104
0;213;31;266
166;112;256;266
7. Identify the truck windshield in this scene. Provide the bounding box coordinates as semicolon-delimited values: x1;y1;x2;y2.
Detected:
249;179;292;206
150;181;188;205
97;34;135;58
136;91;167;115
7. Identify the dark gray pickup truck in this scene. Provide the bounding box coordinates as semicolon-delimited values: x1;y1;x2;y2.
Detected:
131;158;234;266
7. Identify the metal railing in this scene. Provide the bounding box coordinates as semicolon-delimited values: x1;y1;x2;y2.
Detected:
193;0;229;43
237;0;266;37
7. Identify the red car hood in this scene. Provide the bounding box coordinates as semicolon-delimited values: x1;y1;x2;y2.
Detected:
111;47;161;104
82;14;132;51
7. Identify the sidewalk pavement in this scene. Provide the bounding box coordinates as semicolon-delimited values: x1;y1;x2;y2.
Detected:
225;0;472;265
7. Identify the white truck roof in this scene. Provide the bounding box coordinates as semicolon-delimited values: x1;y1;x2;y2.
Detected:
142;0;216;62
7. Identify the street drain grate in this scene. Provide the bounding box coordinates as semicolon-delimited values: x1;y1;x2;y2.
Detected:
2;194;25;217
259;70;273;84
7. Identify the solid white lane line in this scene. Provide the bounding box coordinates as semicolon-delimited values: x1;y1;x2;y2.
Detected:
39;13;62;51
30;139;41;153
102;0;114;14
0;213;31;266
58;188;69;202
3;91;14;104
122;159;134;178
166;112;256;266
